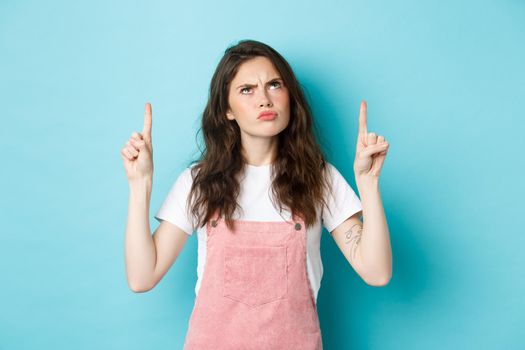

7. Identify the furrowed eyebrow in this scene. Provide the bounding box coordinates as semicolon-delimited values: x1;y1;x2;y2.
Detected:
236;78;282;89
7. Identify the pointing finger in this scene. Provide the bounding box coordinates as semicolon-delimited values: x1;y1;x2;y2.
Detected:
358;100;368;145
143;102;152;143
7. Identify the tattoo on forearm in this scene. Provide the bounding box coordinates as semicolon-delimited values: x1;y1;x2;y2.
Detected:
344;224;363;262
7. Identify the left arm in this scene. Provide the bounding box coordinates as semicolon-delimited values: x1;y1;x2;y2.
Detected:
356;177;392;285
330;100;392;286
330;181;392;286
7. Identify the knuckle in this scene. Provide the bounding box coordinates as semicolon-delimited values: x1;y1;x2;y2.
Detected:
131;132;143;140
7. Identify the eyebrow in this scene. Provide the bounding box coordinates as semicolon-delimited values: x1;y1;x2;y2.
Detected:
236;77;283;89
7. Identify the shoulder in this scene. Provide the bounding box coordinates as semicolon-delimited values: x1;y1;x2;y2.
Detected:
322;161;358;199
177;162;199;184
324;162;346;186
325;162;337;175
166;163;198;197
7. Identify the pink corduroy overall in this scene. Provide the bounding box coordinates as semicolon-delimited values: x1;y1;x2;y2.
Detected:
183;211;323;350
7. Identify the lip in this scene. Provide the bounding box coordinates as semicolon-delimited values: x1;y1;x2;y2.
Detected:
258;110;277;119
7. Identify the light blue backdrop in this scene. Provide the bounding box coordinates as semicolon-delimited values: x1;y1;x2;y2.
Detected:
1;0;523;349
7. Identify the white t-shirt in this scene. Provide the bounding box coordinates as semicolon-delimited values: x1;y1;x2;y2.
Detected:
154;162;362;303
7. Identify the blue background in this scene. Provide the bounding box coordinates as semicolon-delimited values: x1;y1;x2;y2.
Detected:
1;0;524;349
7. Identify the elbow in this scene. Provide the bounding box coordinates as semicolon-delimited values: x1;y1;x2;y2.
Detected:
364;272;392;287
130;285;151;293
128;279;154;293
359;257;393;287
366;277;391;287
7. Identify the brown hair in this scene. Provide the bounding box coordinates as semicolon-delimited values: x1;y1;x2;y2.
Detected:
186;39;332;231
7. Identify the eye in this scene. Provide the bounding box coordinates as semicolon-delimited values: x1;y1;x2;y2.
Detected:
269;81;281;89
240;87;252;94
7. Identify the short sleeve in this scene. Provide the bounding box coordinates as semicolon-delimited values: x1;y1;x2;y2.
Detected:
154;167;195;235
322;163;363;233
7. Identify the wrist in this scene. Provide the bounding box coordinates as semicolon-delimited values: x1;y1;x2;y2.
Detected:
356;175;380;190
129;176;153;193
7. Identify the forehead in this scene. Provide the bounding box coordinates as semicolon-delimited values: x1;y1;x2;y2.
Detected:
231;56;280;83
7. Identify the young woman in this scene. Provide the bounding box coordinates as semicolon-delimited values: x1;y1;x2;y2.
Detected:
121;39;392;349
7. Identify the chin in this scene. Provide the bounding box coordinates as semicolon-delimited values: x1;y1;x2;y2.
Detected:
262;124;288;136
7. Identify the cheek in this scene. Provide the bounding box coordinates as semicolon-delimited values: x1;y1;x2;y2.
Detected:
272;90;289;107
229;98;249;116
278;93;291;113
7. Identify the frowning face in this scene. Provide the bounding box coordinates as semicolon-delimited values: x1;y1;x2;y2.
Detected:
226;56;291;140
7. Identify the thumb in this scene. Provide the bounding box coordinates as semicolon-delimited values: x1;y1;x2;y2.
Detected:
359;142;389;159
142;102;153;143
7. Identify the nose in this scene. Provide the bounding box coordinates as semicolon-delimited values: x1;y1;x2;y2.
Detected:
258;89;273;108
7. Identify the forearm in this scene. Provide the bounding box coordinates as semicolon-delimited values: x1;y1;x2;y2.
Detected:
356;177;392;285
125;177;157;292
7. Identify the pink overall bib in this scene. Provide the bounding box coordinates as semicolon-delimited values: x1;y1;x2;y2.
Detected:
183;211;323;350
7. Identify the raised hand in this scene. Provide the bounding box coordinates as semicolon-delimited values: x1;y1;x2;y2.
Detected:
120;103;154;182
353;100;389;179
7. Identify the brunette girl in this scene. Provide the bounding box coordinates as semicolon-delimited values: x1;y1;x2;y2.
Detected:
121;39;392;349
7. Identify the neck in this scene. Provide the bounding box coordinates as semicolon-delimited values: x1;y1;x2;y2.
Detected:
240;132;278;166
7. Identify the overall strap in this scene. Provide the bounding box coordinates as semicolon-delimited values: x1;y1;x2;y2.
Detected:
290;211;305;231
209;207;304;229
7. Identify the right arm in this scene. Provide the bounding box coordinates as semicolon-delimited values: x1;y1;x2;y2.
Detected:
125;177;189;292
122;103;190;293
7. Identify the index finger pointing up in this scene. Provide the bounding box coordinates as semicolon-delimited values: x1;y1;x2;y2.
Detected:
143;102;153;143
358;100;368;143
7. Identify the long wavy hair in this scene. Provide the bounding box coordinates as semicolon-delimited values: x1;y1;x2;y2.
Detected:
186;39;333;231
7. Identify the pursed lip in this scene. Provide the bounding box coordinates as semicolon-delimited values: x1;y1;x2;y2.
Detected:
258;110;277;119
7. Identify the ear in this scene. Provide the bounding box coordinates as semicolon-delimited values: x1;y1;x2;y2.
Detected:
226;109;235;121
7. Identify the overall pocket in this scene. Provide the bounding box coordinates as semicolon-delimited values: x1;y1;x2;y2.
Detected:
223;244;288;308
